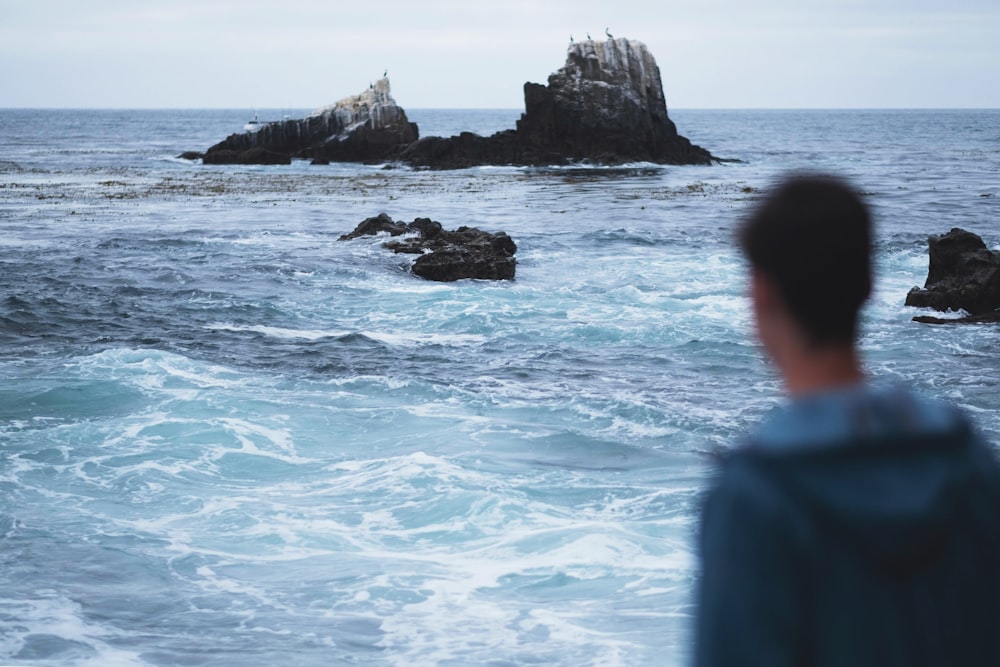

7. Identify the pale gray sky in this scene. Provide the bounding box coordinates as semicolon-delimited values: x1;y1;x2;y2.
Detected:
1;0;998;109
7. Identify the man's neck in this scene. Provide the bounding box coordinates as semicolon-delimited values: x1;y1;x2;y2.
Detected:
782;345;866;398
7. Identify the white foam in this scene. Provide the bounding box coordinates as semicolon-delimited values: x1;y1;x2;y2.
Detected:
205;322;485;347
361;331;486;346
207;323;349;340
75;348;246;392
0;594;148;667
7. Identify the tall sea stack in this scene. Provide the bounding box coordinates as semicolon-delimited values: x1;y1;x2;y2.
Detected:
402;37;712;167
517;38;711;165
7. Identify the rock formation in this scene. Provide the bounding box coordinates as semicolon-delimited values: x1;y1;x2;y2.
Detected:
195;37;714;168
905;228;1000;323
402;38;712;168
339;214;517;282
520;38;710;164
202;78;418;165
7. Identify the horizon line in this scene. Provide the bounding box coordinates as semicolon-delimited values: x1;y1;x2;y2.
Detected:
2;106;999;112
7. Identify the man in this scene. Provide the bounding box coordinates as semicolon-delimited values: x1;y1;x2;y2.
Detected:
695;174;1000;666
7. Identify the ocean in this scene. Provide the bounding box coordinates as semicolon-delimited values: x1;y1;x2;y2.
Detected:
1;107;998;666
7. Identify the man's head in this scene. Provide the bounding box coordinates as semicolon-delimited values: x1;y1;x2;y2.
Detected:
738;174;872;349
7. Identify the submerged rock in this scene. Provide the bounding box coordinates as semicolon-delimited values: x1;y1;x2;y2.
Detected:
402;37;712;168
912;312;1000;325
202;78;418;165
905;228;1000;323
339;214;517;282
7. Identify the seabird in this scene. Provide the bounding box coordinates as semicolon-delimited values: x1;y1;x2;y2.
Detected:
569;34;574;43
605;27;613;39
586;32;591;40
383;69;388;78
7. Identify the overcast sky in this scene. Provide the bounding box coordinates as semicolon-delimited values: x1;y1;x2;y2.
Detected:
1;0;998;109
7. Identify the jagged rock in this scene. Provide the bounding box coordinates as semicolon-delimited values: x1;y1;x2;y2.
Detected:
202;78;418;165
518;38;711;165
177;151;204;161
339;214;517;281
905;228;1000;322
412;243;515;281
401;38;712;168
337;212;409;240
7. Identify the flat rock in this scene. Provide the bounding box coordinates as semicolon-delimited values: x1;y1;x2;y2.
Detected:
912;312;1000;325
203;147;291;165
339;214;517;282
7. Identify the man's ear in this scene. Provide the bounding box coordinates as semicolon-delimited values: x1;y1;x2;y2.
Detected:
749;270;794;365
750;270;780;314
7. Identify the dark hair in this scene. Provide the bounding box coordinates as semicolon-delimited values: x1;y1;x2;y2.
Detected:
738;174;872;346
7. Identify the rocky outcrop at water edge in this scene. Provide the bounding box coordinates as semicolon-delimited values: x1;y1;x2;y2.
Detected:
195;37;714;168
201;78;418;165
339;213;517;282
402;37;713;168
905;228;1000;324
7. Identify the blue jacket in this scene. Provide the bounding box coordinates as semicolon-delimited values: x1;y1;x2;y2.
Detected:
695;385;1000;666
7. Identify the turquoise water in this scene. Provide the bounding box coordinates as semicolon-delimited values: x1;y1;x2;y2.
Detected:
1;108;999;666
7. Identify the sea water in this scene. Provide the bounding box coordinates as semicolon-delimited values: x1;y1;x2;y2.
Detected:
0;108;998;666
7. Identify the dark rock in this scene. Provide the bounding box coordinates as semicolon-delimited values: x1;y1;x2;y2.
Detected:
202;78;418;165
337;213;409;240
413;245;516;281
339;214;517;281
517;38;712;165
401;130;542;169
202;147;291;165
905;228;1000;317
401;38;712;168
196;37;714;169
913;312;1000;325
409;217;443;240
177;151;204;160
